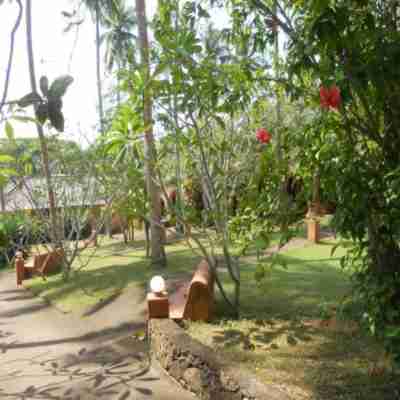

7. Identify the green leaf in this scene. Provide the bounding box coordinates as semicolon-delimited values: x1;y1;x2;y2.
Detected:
254;237;268;250
5;121;14;140
385;327;400;338
0;154;14;163
39;76;49;97
48;75;74;99
24;163;33;176
214;115;226;130
48;105;65;132
35;103;48;124
0;168;16;180
17;92;42;108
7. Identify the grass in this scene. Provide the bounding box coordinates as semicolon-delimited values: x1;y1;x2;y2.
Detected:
187;240;399;400
23;222;302;313
24;233;202;312
23;224;399;399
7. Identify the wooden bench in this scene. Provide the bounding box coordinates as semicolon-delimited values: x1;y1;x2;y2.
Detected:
80;229;98;250
16;249;64;285
168;260;214;322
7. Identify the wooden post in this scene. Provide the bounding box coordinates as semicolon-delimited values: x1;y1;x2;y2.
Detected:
147;292;169;319
307;219;320;243
15;251;25;286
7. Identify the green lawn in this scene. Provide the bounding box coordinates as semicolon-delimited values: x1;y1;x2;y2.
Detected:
24;235;202;312
23;223;300;313
24;229;398;399
188;240;398;400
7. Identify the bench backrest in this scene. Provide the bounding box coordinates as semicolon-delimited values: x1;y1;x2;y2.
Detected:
34;249;64;275
32;252;51;272
183;260;214;321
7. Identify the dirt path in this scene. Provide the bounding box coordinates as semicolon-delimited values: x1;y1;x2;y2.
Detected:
0;271;195;400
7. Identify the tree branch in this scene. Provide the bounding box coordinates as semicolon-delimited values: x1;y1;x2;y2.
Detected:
0;0;23;115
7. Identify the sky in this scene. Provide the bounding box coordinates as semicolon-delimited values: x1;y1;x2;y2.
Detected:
0;0;159;147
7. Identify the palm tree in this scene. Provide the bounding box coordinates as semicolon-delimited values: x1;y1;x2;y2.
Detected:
80;0;115;134
135;0;166;267
102;1;137;72
101;0;137;104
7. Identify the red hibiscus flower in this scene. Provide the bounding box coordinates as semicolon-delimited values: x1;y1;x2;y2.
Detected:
320;85;341;110
256;128;272;144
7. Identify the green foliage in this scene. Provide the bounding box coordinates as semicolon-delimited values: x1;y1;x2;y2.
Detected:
229;207;273;257
0;136;82;177
0;213;40;265
17;92;42;108
39;75;49;96
48;75;73;99
282;0;400;363
15;75;73;132
96;99;148;224
225;0;400;361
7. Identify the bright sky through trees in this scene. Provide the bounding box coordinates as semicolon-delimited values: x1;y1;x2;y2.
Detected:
0;0;158;146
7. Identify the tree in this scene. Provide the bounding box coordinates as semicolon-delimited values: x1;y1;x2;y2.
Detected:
0;152;15;213
153;0;269;315
25;0;60;246
232;0;400;360
102;0;137;105
102;0;137;72
135;0;166;267
79;0;114;133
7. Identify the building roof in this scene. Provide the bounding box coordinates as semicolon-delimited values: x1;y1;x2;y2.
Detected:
3;176;106;213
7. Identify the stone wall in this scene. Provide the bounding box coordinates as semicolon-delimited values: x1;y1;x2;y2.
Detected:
148;319;289;400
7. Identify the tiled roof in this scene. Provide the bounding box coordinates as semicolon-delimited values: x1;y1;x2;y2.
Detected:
4;176;106;212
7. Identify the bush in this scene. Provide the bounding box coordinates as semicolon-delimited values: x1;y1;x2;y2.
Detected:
0;213;41;264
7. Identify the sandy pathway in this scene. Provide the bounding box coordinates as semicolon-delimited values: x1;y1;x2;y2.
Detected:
0;270;195;400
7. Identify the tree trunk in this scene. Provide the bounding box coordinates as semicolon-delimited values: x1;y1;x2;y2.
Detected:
172;3;184;234
312;170;321;214
26;0;60;247
116;60;122;106
95;0;104;134
273;0;290;236
135;0;166;267
0;186;5;212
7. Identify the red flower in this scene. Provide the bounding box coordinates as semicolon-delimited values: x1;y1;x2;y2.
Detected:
256;128;272;144
329;86;341;109
319;86;331;109
320;85;341;110
169;189;177;204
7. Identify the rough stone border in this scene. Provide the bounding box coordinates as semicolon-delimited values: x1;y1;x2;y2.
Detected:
148;319;290;400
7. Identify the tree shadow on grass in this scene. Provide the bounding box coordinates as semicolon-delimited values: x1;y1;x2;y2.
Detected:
302;329;400;400
207;250;399;400
26;248;202;313
203;316;399;400
211;319;318;351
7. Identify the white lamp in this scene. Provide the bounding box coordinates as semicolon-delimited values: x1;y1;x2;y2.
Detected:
150;275;166;295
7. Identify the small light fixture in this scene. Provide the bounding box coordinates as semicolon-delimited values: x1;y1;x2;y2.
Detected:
150;275;166;295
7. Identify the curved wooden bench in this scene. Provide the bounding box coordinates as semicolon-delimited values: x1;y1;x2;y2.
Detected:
169;260;214;322
79;229;98;250
16;249;64;285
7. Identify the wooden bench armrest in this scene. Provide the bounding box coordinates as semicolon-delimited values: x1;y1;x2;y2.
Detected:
168;260;214;321
169;281;190;320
